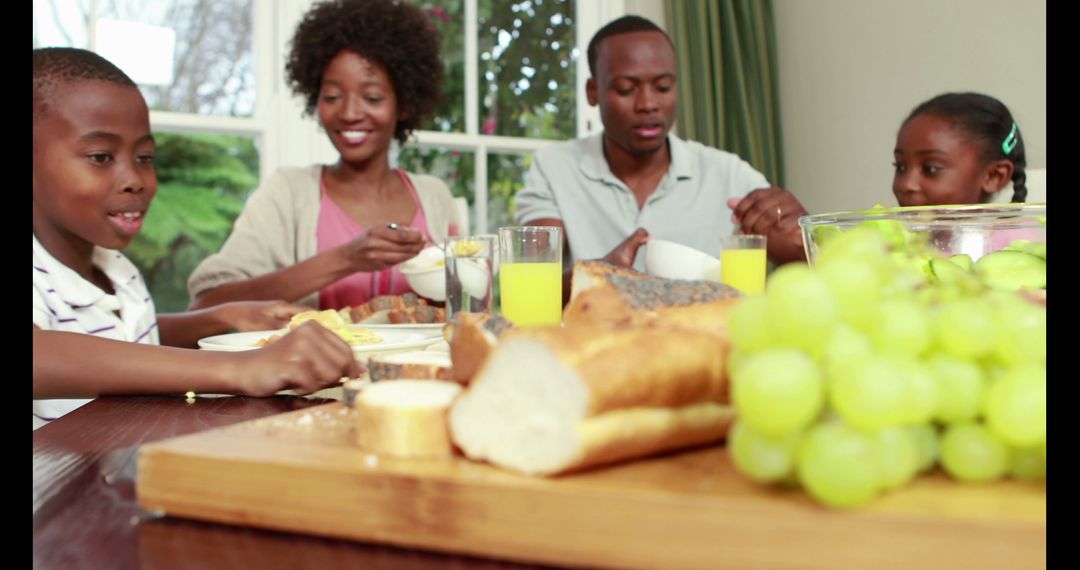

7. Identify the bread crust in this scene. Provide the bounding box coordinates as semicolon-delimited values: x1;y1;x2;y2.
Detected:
445;313;511;383
564;260;740;336
497;325;730;415
559;402;736;475
368;352;454;382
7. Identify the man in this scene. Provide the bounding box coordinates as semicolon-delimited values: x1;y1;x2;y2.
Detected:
514;15;806;279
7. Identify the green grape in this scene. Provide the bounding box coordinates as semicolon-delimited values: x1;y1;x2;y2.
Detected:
814;227;890;268
991;296;1047;365
934;298;998;360
984;364;1046;447
940;423;1010;482
948;254;974;271
797;423;882;508
975;250;1046;291
926;353;986;424
728;421;804;483
928;256;969;285
1041;439;1046;462
829;356;909;430
858;219;910;248
732;349;825;437
765;265;839;356
727;348;749;379
1008;444;1047;481
820;324;874;384
810;225;844;249
894;357;938;425
1001;239;1032;253
816;257;882;331
869;299;932;357
727;295;774;353
872;426;920;490
880;257;930;297
908;424;940;473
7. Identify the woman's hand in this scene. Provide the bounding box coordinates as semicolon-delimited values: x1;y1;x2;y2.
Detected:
602;228;651;269
340;223;426;272
728;187;808;265
214;300;310;332
232;321;362;397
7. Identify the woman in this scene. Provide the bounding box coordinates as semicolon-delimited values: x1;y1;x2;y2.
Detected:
188;0;458;310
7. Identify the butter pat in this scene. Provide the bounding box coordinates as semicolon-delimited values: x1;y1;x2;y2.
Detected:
354;380;463;458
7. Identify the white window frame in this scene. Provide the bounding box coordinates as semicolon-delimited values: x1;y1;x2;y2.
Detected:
68;0;627;234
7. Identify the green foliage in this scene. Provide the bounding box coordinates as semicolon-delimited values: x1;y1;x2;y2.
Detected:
488;153;533;231
402;0;576;233
475;0;577;139
126;132;258;312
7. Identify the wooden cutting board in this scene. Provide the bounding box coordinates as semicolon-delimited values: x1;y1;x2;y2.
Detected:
136;403;1045;570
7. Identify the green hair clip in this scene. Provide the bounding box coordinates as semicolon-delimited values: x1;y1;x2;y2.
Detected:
1002;122;1019;155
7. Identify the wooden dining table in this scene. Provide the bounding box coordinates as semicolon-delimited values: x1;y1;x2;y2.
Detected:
32;395;550;569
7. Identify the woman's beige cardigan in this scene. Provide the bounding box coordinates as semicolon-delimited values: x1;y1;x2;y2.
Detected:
187;165;459;308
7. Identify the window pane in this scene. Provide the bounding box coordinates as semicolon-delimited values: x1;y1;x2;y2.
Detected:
96;0;256;118
478;0;577;139
411;1;466;133
488;152;533;233
395;146;476;231
125;133;260;312
33;0;90;48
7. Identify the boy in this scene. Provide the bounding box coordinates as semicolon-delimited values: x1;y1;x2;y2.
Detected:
33;47;360;430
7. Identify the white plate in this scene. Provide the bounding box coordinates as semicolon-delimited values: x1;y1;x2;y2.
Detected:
359;323;445;334
197;328;441;356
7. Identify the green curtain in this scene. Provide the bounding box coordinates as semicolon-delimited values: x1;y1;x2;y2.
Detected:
665;0;785;187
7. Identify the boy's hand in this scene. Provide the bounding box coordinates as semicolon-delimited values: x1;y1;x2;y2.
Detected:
602;228;650;269
216;300;310;331
234;321;362;397
342;223;426;272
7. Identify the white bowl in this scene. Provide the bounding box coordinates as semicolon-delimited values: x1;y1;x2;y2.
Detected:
401;266;446;301
644;238;722;281
399;246;445;273
399;245;491;302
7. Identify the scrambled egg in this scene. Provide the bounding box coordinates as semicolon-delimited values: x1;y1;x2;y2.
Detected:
452;239;484;256
257;309;382;347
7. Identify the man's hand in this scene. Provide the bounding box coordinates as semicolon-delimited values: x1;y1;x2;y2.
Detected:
728;187;808;265
602;228;651;269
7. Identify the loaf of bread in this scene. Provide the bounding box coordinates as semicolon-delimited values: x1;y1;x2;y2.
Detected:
448;324;734;476
355;380;462;458
443;312;513;384
368;351;453;382
564;260;742;336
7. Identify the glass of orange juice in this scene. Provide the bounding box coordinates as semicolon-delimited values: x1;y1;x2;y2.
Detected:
721;234;767;295
497;226;563;326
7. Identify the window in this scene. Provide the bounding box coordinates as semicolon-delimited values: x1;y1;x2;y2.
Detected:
33;0;619;311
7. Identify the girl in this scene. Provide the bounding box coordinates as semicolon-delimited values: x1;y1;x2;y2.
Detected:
892;92;1028;207
730;92;1033;261
188;0;459;311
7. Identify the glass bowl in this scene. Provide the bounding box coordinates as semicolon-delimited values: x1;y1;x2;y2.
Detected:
799;203;1046;265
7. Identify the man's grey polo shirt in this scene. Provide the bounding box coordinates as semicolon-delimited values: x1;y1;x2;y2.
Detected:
513;133;770;270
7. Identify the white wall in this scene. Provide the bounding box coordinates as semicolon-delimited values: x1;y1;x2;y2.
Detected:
773;0;1046;214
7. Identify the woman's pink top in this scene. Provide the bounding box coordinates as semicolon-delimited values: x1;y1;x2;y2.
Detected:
316;169;434;310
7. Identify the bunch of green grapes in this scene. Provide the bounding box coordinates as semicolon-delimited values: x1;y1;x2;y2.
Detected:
726;226;1046;508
